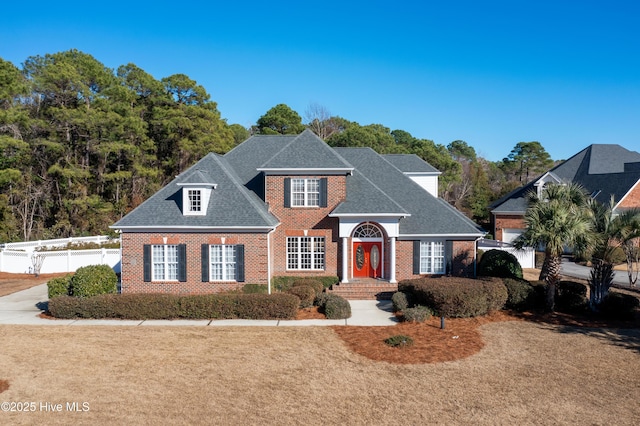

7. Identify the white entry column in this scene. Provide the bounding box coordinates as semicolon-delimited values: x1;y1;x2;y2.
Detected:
341;237;349;283
389;236;397;283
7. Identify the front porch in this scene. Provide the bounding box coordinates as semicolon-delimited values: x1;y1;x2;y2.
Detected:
326;278;398;300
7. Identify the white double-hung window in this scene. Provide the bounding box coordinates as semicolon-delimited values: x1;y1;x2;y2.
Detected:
291;178;320;207
152;244;179;281
419;241;445;274
209;245;237;281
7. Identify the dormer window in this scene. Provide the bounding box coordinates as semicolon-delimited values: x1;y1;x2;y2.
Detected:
177;170;216;216
187;189;202;212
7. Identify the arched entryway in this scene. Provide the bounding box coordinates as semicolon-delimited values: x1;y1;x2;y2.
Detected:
352;223;383;279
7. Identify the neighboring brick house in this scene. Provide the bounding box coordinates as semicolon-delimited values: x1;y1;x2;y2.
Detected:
490;144;640;243
112;130;484;294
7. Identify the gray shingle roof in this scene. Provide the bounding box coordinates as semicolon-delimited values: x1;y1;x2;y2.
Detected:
258;129;353;171
383;154;440;174
491;144;640;214
113;153;279;229
114;130;483;237
334;148;484;236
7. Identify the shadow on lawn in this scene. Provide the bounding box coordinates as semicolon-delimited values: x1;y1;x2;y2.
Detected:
514;310;640;354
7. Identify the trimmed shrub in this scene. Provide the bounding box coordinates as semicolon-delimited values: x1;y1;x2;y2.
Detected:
400;276;507;318
503;278;535;311
402;305;433;323
556;280;588;313
384;335;414;347
68;265;117;297
292;279;324;296
47;275;72;298
242;284;268;294
477;249;523;279
317;293;351;319
287;285;316;308
391;291;411;312
599;292;639;321
272;276;338;292
48;293;299;320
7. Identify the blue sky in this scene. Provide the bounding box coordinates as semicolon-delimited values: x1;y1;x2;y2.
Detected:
1;1;639;161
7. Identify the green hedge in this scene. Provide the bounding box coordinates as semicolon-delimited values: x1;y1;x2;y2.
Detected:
272;276;338;292
402;305;433;323
399;276;508;318
47;275;72;298
291;279;325;296
48;293;299;320
556;280;588;313
68;264;117;297
477;249;523;279
502;278;536;311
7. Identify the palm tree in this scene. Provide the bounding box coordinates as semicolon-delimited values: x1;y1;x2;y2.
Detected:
514;183;595;311
583;197;617;309
611;208;640;287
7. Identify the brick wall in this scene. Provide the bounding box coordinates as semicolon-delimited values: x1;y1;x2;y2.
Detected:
395;239;477;281
121;232;269;294
493;214;525;241
618;180;640;208
266;174;346;279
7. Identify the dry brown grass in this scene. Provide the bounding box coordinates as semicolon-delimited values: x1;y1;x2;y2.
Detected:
0;272;68;297
1;319;639;425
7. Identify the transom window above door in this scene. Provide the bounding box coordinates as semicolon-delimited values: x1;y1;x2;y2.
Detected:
353;223;382;238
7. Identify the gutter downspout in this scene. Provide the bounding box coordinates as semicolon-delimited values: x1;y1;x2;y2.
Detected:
267;228;276;294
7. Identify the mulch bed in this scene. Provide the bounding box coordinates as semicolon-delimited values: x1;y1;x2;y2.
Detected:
332;311;518;364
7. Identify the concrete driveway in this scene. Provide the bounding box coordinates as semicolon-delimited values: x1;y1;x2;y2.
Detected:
561;257;636;288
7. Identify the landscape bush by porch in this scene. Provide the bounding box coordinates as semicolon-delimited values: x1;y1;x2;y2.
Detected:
272;276;339;292
391;291;411;312
291;279;325;295
287;285;316;308
68;264;118;297
315;293;351;319
48;293;299;320
399;277;508;318
402;306;433;323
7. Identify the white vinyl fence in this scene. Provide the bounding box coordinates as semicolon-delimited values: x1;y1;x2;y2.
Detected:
0;236;120;274
478;239;535;269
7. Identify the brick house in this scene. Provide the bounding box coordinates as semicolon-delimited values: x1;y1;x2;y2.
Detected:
112;130;484;295
490;144;640;243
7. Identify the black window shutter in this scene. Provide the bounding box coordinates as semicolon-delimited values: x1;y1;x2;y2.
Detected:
284;178;291;207
413;240;421;275
201;244;209;282
445;240;453;275
143;244;152;282
319;178;328;207
236;245;245;282
177;244;187;282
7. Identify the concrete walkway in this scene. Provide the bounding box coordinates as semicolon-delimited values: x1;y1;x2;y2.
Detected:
0;284;399;327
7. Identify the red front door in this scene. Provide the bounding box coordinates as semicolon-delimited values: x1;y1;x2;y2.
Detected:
353;242;382;278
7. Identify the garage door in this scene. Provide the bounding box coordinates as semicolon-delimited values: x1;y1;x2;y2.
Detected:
502;229;523;245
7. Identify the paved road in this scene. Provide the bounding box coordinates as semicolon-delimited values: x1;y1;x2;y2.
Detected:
560;257;636;288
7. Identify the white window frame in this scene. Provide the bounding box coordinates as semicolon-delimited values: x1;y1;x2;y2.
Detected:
420;240;445;274
209;245;237;281
152;244;179;281
291;178;320;207
287;236;325;270
187;189;202;213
